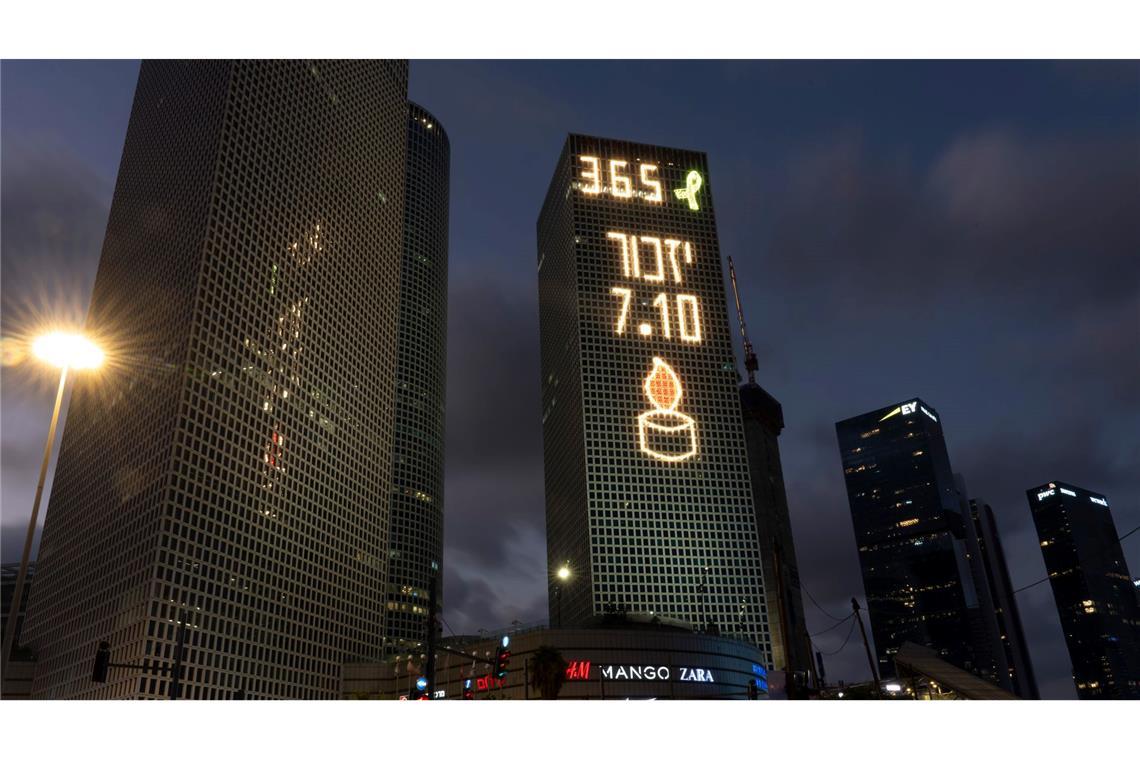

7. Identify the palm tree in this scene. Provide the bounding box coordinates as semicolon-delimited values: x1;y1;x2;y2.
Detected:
529;646;569;700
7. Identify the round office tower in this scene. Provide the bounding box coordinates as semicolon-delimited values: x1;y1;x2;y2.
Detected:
384;102;450;654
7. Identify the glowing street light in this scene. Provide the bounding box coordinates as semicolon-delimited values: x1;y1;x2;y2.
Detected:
2;330;105;671
554;564;572;628
31;331;104;370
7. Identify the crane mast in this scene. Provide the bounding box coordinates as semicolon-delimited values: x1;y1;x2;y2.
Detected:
727;256;759;385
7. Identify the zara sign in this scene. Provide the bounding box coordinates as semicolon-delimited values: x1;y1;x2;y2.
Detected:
599;664;715;683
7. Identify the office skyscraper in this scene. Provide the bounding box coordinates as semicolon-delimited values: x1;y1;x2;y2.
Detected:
384;103;450;654
970;499;1040;699
537;135;772;662
1028;482;1140;698
740;384;811;677
22;60;410;699
835;399;1005;681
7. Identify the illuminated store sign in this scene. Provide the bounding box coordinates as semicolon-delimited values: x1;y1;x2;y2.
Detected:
1089;496;1108;507
475;675;505;691
565;661;592;680
598;665;715;683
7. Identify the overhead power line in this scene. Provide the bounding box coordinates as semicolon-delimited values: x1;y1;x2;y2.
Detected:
808;613;855;638
815;616;858;656
803;584;848;622
1014;522;1139;595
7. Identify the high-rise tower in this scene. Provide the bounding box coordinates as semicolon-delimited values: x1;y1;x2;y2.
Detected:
970;499;1040;699
835;399;1005;682
1028;482;1140;698
537;135;772;662
22;60;409;699
728;257;810;679
384;103;450;654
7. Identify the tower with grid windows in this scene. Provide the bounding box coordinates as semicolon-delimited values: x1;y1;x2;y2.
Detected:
383;103;450;654
22;60;409;699
1027;482;1140;698
536;135;773;663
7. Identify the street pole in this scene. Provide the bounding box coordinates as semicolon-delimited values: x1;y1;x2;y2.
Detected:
851;597;881;698
2;366;68;671
425;571;438;697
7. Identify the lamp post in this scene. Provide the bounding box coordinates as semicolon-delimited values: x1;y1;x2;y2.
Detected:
554;564;571;628
1;331;104;672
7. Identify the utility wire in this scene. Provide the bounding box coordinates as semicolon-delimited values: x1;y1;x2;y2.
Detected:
815;616;858;656
1014;522;1139;595
808;613;855;638
802;584;848;621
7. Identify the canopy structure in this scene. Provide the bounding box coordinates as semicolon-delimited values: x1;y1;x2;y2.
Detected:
894;642;1020;700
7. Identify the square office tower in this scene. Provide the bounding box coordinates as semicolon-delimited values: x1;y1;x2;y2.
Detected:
836;399;1000;680
1028;482;1140;699
22;60;409;699
537;135;772;661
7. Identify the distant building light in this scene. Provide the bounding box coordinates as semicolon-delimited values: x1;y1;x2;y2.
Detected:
884;683;902;693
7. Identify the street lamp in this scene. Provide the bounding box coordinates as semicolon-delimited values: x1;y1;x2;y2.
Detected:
1;330;104;670
554;564;571;628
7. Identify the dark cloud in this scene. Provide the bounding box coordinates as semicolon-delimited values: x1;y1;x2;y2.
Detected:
732;124;1139;696
3;61;1137;702
1;136;109;565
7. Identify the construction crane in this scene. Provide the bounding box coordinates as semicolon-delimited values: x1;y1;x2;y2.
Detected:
727;256;759;385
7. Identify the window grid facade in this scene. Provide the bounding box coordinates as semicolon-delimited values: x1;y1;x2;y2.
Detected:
384;103;450;653
24;60;409;699
835;399;1002;681
538;135;772;664
1028;482;1140;699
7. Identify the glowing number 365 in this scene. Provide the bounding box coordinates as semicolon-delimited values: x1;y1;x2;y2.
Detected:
579;156;663;203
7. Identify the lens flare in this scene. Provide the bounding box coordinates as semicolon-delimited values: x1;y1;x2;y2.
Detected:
31;331;104;370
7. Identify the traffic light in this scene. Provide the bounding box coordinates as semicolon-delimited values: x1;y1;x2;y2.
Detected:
493;635;511;679
463;679;474;699
92;641;111;682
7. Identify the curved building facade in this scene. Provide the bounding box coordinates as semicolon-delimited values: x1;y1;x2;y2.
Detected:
384;102;450;653
343;624;770;700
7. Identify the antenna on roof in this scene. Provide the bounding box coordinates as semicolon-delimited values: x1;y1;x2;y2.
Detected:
727;256;758;385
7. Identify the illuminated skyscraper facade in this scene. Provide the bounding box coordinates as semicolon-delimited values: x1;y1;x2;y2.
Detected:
384;103;450;653
1028;482;1140;698
22;60;409;699
537;135;773;663
835;399;1005;682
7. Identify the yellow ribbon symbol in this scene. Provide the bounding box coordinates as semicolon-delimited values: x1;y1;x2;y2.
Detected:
674;170;703;211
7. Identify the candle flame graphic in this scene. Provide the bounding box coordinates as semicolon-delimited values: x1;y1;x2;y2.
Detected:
645;357;682;411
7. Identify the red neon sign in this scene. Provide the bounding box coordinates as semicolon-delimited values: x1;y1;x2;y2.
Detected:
565;660;592;680
476;675;505;691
